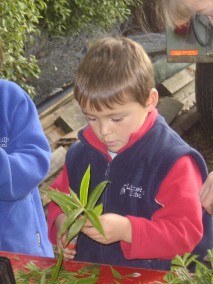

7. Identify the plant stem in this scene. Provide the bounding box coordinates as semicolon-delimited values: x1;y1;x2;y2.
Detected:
49;250;63;284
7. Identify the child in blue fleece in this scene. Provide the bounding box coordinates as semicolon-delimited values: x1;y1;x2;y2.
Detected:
0;78;54;257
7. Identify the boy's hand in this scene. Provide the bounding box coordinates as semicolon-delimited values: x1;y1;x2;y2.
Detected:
55;213;77;261
199;172;213;215
56;233;77;261
81;213;132;244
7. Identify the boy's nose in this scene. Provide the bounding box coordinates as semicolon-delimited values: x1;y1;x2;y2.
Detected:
100;122;111;136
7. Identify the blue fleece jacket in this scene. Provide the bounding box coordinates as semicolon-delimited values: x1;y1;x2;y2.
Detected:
0;79;53;257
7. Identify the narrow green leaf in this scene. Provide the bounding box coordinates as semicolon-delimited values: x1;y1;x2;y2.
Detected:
85;209;105;237
59;208;83;237
76;275;97;283
43;189;79;214
49;250;63;284
40;269;47;284
194;260;209;271
110;266;123;279
86;181;108;210
93;204;103;216
80;164;91;206
69;188;83;208
67;217;87;244
185;254;198;267
79;264;100;276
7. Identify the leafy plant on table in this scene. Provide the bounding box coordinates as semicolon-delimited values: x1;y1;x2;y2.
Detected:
43;164;109;283
164;249;213;283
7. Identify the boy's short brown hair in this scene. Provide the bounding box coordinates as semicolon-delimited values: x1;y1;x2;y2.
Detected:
74;37;154;111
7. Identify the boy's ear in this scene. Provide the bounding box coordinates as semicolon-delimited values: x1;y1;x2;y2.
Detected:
146;88;159;112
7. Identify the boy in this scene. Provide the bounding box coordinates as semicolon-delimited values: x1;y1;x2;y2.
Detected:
0;78;54;257
48;37;212;270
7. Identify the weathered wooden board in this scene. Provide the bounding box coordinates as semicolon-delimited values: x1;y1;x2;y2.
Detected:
46;127;66;149
157;96;184;125
157;66;195;97
56;103;87;133
46;146;67;181
39;91;74;119
171;108;200;135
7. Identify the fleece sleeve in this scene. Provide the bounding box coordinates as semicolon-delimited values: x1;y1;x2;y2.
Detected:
0;85;50;201
121;155;203;259
47;165;70;244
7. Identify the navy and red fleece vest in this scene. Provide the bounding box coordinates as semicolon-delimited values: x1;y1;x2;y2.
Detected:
65;115;212;270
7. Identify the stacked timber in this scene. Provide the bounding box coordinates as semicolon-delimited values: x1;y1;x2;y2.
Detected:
39;91;87;207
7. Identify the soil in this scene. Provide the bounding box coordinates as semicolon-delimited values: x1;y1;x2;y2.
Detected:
182;121;213;173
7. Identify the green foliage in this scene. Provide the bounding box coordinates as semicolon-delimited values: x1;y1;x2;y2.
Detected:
0;0;142;97
40;0;142;35
0;0;46;97
164;249;213;283
43;164;109;283
15;261;100;283
15;261;139;283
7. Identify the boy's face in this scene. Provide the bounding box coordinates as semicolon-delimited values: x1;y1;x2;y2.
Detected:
81;99;149;153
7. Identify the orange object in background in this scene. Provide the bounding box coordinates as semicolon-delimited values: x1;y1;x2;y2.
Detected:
170;49;199;56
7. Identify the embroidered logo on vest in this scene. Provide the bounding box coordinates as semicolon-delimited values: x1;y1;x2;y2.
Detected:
120;183;145;199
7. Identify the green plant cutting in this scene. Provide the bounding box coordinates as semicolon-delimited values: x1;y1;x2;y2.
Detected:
43;164;109;283
164;249;213;283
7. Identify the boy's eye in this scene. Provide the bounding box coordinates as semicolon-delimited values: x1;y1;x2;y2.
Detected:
86;116;96;122
112;117;123;122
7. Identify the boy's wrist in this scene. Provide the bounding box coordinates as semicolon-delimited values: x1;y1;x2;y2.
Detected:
121;216;132;243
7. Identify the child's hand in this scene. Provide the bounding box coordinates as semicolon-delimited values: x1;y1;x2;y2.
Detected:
55;213;77;261
57;233;77;261
199;172;213;215
81;213;132;244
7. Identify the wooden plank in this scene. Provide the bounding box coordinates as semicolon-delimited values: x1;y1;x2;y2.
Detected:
44;124;57;136
46;127;65;146
181;92;196;112
40;99;76;130
173;80;195;102
39;91;74;120
171;108;200;135
157;67;195;97
41;112;59;131
57;127;85;147
157;96;184;125
45;146;67;181
56;103;87;133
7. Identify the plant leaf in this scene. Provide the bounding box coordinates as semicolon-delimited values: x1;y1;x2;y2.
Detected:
80;164;91;206
43;189;79;214
69;188;83;208
86;181;108;210
59;208;84;237
110;266;123;279
79;264;100;276
85;209;105;237
93;204;103;216
67;217;87;244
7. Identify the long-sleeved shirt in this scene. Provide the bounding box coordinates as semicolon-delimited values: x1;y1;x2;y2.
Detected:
0;79;54;257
